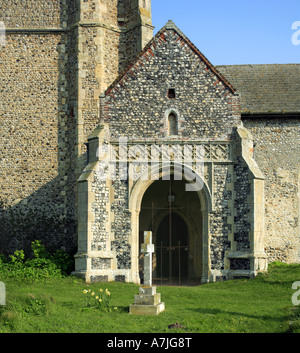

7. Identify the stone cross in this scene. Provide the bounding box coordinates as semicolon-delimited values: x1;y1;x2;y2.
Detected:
130;231;165;315
0;281;6;306
141;231;154;287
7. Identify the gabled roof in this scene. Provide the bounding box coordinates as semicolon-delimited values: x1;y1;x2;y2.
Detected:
105;20;236;97
104;21;300;116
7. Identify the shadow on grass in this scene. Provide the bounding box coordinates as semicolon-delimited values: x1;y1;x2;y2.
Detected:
189;307;290;323
79;305;130;314
115;306;129;313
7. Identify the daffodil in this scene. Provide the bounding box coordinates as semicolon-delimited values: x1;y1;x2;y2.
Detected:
99;299;102;303
96;296;99;300
99;289;103;292
91;292;95;296
83;290;88;294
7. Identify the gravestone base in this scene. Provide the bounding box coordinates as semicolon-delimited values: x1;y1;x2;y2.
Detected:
129;287;165;316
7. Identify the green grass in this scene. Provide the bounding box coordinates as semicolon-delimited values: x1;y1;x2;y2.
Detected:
1;262;300;333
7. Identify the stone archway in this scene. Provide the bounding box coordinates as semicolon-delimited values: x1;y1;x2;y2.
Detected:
129;163;212;285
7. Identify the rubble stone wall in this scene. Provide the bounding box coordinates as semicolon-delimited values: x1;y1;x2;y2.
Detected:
244;118;300;263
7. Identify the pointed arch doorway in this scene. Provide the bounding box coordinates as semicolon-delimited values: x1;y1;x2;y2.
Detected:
138;175;203;286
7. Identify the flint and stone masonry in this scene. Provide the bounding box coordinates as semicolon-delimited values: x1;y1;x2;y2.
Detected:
74;22;268;284
0;1;299;284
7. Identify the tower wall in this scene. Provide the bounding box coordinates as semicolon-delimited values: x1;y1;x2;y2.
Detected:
0;0;153;254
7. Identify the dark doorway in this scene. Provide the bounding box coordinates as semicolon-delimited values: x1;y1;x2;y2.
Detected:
139;175;203;286
156;213;189;284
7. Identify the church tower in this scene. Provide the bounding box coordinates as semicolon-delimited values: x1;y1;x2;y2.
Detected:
0;0;153;255
68;0;154;247
68;0;154;173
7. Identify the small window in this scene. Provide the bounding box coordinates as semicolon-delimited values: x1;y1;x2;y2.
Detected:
168;113;178;135
167;89;176;99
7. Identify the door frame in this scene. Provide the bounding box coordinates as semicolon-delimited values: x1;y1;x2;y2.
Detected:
129;163;212;285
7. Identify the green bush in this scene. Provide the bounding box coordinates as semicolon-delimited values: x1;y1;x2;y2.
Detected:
268;261;290;268
48;249;74;276
29;240;74;276
0;240;74;281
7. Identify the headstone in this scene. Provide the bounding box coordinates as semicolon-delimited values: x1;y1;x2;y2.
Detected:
141;231;154;287
129;231;165;315
0;281;6;306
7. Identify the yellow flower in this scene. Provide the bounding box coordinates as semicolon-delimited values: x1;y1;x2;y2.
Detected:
91;292;95;296
107;292;111;296
83;290;88;294
88;289;91;292
99;299;102;303
95;296;99;300
99;289;103;292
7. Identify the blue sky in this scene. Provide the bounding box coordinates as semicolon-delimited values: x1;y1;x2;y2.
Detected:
152;0;300;65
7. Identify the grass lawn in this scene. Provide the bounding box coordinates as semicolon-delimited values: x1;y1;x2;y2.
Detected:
1;262;300;333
